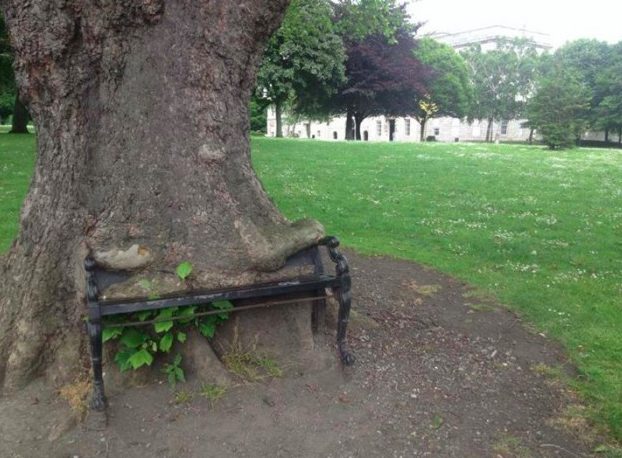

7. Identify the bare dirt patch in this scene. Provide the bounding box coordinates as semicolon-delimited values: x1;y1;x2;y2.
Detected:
0;250;598;457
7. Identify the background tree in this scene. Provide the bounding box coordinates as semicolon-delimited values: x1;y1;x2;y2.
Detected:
526;66;590;149
593;42;622;143
0;12;30;133
0;0;326;394
334;29;429;140
462;39;539;142
250;96;269;134
327;1;429;140
555;39;609;139
412;37;472;142
256;0;345;137
0;12;14;125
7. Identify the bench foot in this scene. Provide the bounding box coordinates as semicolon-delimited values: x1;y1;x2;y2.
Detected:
86;320;107;412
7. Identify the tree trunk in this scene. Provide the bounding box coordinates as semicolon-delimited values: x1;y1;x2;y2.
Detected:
345;108;354;140
353;113;364;141
605;128;609;143
528;127;534;144
485;117;494;142
418;116;428;142
618;127;622;144
0;0;325;393
275;100;283;138
9;94;29;134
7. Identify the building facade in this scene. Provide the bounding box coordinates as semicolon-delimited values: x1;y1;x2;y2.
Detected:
266;108;531;142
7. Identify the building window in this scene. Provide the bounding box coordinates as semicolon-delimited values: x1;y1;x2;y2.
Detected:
405;119;411;136
434;128;440;136
376;120;382;137
501;120;508;135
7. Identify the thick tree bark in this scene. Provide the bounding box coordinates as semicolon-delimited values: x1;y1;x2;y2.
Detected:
274;100;283;138
0;0;325;393
8;94;28;134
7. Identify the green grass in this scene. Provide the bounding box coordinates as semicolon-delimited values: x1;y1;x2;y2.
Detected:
1;133;621;442
251;138;622;442
0;128;35;251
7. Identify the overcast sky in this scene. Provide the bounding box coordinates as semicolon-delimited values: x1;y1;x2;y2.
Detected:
406;0;622;48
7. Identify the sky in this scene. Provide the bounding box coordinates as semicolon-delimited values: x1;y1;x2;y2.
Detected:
406;0;622;48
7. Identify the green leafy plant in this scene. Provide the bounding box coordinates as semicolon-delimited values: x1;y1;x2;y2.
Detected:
163;354;185;388
102;260;233;381
176;260;193;280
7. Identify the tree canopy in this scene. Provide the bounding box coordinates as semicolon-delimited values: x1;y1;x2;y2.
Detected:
526;65;590;149
0;12;15;123
256;0;346;136
461;39;539;141
412;37;472;141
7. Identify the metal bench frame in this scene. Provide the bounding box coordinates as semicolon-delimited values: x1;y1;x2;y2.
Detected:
85;236;354;411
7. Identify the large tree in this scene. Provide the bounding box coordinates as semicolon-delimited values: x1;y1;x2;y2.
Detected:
0;0;326;394
0;12;14;125
462;39;539;142
526;66;590;149
412;37;472;142
256;0;345;137
330;0;429;140
555;39;609;137
594;42;622;143
338;30;429;140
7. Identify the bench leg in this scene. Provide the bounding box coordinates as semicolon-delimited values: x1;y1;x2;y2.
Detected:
335;284;355;366
87;320;107;412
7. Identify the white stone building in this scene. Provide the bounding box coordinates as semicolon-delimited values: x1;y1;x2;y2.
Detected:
266;107;531;143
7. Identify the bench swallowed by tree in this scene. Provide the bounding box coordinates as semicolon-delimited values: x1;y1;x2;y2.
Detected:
84;236;355;413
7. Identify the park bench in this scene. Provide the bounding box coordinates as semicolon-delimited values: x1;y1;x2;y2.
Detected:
85;236;354;412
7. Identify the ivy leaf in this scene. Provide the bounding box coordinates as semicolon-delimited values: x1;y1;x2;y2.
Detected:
177;332;187;343
212;300;233;311
154;308;174;333
136;310;153;321
128;349;154;369
176;261;193;280
198;320;216;338
175;367;185;383
120;328;148;348
114;349;134;372
174;353;183;366
159;332;174;352
177;306;196;324
102;326;123;342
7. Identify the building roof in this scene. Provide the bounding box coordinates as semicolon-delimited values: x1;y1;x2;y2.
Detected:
427;25;552;50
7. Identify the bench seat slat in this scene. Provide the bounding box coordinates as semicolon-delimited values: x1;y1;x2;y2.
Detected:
99;274;339;316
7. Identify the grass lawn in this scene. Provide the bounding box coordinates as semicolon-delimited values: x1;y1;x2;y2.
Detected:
1;133;621;443
251;138;622;443
0;128;35;251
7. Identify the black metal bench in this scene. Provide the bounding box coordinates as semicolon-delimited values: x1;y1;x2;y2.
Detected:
85;236;354;411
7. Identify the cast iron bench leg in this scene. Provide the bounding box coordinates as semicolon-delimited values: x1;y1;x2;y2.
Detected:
85;256;107;412
322;236;355;365
335;279;355;365
87;319;107;411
